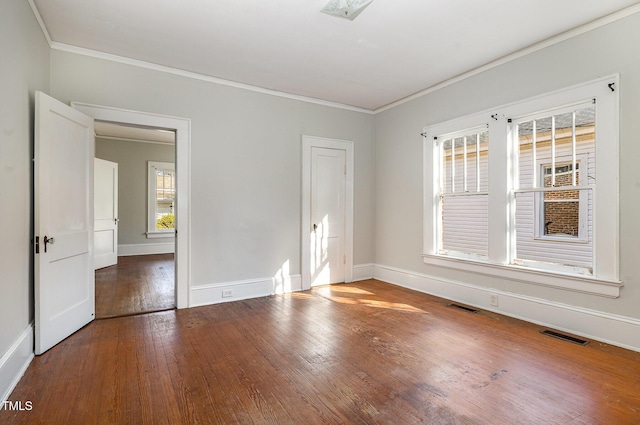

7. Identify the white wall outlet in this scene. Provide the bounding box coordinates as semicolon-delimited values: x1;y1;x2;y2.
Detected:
490;294;499;307
222;289;233;298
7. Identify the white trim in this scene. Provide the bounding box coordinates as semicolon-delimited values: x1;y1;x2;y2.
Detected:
353;263;375;281
118;243;175;256
375;4;640;113
146;231;175;239
0;325;34;404
51;42;373;115
422;254;620;297
191;264;375;308
96;134;174;146
27;0;52;46
190;275;303;307
71;102;191;309
373;264;640;353
301;135;355;290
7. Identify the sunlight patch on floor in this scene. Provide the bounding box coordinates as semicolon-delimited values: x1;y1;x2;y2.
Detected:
326;285;375;295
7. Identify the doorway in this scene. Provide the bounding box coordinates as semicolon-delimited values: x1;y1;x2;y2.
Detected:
301;135;354;290
93;121;177;318
72;102;191;310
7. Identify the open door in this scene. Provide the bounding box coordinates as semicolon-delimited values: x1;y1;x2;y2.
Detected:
35;91;95;355
94;158;118;269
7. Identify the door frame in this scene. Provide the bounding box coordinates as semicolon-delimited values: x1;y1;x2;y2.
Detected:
72;102;191;309
301;135;354;290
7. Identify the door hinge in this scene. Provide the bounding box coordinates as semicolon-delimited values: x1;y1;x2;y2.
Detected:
35;236;40;254
343;255;346;264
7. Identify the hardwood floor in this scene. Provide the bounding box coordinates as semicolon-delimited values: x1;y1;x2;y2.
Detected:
95;254;175;319
3;279;639;424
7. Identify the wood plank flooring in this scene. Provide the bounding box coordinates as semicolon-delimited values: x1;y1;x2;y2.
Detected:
95;254;175;319
3;279;640;424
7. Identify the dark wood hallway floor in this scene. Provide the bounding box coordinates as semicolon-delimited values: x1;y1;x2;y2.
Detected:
3;279;639;424
95;254;175;318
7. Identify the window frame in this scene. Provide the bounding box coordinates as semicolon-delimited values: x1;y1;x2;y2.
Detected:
147;160;176;238
422;75;621;297
534;156;588;243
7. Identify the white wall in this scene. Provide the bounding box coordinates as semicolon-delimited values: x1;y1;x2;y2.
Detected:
0;0;50;402
50;51;376;288
95;137;175;248
4;5;639;407
375;13;640;328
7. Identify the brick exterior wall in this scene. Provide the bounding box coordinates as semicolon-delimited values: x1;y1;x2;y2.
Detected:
543;171;579;236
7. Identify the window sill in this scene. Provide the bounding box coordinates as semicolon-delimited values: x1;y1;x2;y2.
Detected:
534;235;588;244
146;231;175;239
422;253;622;298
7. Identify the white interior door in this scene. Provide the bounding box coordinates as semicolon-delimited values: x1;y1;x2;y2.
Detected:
94;158;118;269
35;91;95;355
310;147;346;286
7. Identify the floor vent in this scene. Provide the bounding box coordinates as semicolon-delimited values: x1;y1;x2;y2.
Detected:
448;303;478;314
540;330;589;346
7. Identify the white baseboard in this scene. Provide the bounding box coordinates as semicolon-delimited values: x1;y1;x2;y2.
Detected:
190;274;303;307
352;263;375;281
373;264;640;353
118;242;175;256
0;325;34;404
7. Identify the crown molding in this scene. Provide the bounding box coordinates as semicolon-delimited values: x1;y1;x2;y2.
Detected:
374;3;640;113
28;0;52;46
49;42;375;114
28;1;640;115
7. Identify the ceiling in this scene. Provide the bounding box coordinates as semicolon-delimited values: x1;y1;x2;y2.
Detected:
32;0;640;111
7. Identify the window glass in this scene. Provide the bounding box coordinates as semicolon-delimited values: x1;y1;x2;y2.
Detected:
154;169;175;230
513;104;595;272
147;161;175;235
438;130;489;257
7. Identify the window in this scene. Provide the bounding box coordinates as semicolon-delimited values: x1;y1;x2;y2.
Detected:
147;161;175;238
513;104;594;273
436;128;489;259
540;160;586;239
423;76;620;296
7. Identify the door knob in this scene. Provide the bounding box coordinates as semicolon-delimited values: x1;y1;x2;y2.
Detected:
43;235;55;253
313;223;317;232
115;218;119;225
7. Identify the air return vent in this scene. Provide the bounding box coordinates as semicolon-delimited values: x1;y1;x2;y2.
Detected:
448;303;478;314
540;330;589;346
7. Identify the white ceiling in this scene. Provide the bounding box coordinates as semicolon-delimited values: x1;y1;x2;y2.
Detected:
33;0;640;111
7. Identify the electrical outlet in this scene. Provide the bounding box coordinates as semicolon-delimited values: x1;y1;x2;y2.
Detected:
490;294;499;307
222;289;233;298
